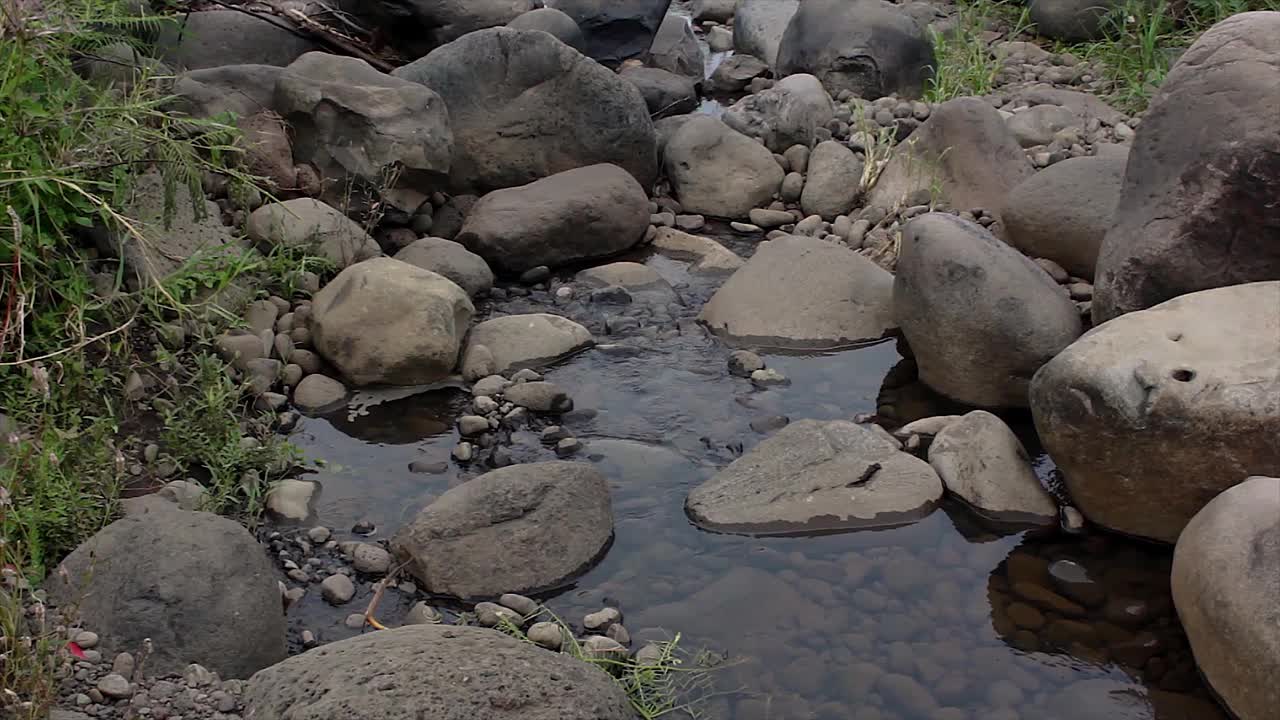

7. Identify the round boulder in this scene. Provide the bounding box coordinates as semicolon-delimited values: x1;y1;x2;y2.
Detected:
734;0;799;67
310;258;474;386
546;0;670;66
800;140;864;220
776;0;935;99
393;237;494;297
723;73;834;154
246;199;381;269
1172;476;1280;720
506;7;585;51
243;624;633;720
459;313;593;378
48;508;285;679
392;28;656;193
338;0;536;59
663;115;785;219
647;13;703;79
894;213;1082;408
391;462;613;598
1029;0;1124;42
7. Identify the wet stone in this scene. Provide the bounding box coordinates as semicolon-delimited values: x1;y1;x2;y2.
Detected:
1047;559;1106;607
728;350;764;377
1011;581;1086;617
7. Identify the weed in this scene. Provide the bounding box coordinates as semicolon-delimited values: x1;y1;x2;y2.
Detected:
926;2;1033;103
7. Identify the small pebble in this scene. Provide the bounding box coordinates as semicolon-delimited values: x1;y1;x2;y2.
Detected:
97;673;133;700
583;606;622;631
751;368;790;387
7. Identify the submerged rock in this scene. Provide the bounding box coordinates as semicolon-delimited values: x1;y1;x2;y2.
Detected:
459;314;593;378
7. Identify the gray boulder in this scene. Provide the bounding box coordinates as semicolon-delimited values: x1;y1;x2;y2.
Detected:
1093;13;1280;323
620;66;699;118
800;140;864;220
733;0;799;68
244;624;633;720
776;0;935;99
459;313;593;378
1029;0;1124;42
311;258;474;386
338;0;536;59
455;164;649;274
49;508;285;679
506;7;586;50
686;420;943;534
1172;476;1280;720
928;411;1057;524
393;28;656;193
1030;281;1280;543
274;52;452;201
895;213;1082;408
700;235;895;349
546;0;673;66
394;237;494;297
246;199;381;268
663;115;784;218
155;10;318;69
1006;104;1080;148
867;97;1033;235
709;53;769;93
169;64;283;119
392;462;613;597
1001;154;1126;279
292;374;348;413
647;13;703;79
723;73;834;153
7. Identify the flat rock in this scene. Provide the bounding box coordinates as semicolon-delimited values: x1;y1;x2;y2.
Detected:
459;314;593;377
928;410;1057;524
649;228;744;274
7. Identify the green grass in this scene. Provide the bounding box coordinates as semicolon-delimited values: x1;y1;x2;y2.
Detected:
925;2;1034;103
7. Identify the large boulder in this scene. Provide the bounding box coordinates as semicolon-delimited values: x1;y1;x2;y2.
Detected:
663;115;784;218
506;7;586;50
169;64;283;119
699;235;895;349
455;164;649;275
338;0;537;59
733;0;799;68
545;0;673;66
459;313;593;378
647;13;703;79
155;10;319;70
867;97;1034;233
1029;0;1124;42
393;28;657;193
895;213;1083;408
246;199;381;268
722;73;834;153
1172;476;1280;720
391;462;613;597
1093;13;1280;323
776;0;935;100
620;66;699;118
1030;282;1280;543
274;52;452;201
686;419;943;534
393;237;494;297
310;258;474;385
49;507;285;679
1001;154;1125;280
928;411;1057;524
243;624;634;720
800;140;864;220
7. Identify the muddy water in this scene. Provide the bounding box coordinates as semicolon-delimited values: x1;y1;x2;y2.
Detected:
283;226;1225;720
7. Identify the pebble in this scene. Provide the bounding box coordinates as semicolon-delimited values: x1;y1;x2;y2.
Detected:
730;221;762;234
112;652;135;677
404;602;442;625
727;350;764;377
583;607;622;631
452;442;475;462
526;621;564;650
344;613;367;629
555;437;583;457
74;631;100;649
472;375;510;397
473;395;499;414
511;368;542;383
457;414;490;436
350;543;392;574
606;623;631;646
675;214;705;231
320;574;355;605
541;425;570;443
474;601;522;628
408;459;448;474
1047;559;1106;607
498;593;539;617
97;673;133;700
580;635;627;661
750;368;790;387
750;415;790;433
519;266;551;284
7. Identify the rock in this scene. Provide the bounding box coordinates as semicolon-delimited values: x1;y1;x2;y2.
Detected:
234;111;296;193
310;258;473;386
650;228;744;274
526;621;564;650
1001;154;1125;279
580;635;627;662
456;164;649;274
694;0;735;23
576;262;677;302
170;64;283;120
866;98;1033;236
96;673;132;700
351;544;393;574
894;213;1082;407
320;574;356;605
1172;476;1279;720
49;508;285;678
777;0;935;100
275;52;452;202
266;479;316;521
800;141;864;220
707;25;733;52
1030;281;1280;542
700;235;896;350
404;601;442;625
751;368;788;387
155;10;318;70
686;419;943;533
1029;0;1123;42
663;116;784;218
583;606;622;630
728;350;765;377
1047;560;1106;608
1006;105;1079;148
648;13;702;79
292;374;347;412
749;208;794;229
246;199;381;269
391;462;613;598
393;28;656;193
498;593;540;616
1093;13;1280;323
245;624;634;718
504;382;573;413
709;53;769;94
928;411;1057;524
734;0;799;68
341;0;536;58
459;314;593;377
620;66;699;118
506;7;586;51
723;73;834;153
393;238;494;297
458;415;490;436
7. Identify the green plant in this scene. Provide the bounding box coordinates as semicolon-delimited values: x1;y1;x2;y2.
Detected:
926;1;1033;103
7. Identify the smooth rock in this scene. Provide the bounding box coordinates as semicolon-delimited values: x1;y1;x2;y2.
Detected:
800;140;864;220
650;228;744;274
266;479;316;521
929;411;1058;524
733;0;799;68
459;314;593;377
292;374;346;413
723;73;834;153
662;115;785;219
394;238;494;297
246;200;380;269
